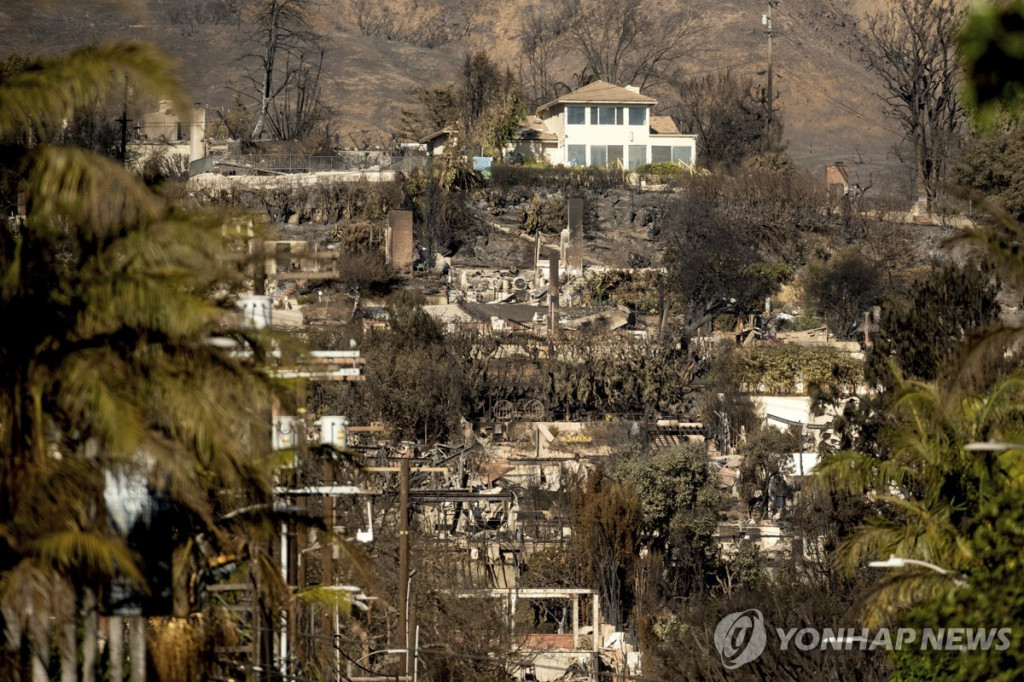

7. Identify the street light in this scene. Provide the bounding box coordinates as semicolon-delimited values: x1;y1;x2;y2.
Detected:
868;555;967;587
964;440;1024;494
963;441;1024;453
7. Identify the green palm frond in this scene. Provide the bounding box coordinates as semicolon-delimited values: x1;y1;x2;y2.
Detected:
24;145;164;235
27;530;142;582
813;449;915;497
0;42;185;140
295;586;354;616
858;569;966;628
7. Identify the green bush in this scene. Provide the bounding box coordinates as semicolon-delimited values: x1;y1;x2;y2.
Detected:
489;163;629;191
636;161;687;177
738;344;863;395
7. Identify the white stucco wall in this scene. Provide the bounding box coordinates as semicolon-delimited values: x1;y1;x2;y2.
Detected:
540;104;696;169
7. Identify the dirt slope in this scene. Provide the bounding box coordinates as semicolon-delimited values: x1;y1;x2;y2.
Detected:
2;0;909;181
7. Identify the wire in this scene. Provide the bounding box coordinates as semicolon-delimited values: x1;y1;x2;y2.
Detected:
676;59;765;78
772;64;902;137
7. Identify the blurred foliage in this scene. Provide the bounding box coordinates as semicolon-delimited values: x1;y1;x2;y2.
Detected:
952;119;1024;223
960;1;1024;124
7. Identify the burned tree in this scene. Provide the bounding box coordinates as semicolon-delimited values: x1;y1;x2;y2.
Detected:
553;0;705;89
670;70;780;173
858;0;966;210
243;0;329;140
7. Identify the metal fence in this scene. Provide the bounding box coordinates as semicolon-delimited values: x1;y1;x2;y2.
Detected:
226;153;429;174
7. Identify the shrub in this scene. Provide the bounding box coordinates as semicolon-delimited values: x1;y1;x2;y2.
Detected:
489;163;629;191
636;161;687;178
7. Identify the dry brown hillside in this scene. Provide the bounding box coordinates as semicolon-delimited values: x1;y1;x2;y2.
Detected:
2;0;914;185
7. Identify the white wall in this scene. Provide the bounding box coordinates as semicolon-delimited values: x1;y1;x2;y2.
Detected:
541;105;698;169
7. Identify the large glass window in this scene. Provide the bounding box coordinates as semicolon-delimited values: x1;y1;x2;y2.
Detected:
591;106;623;125
628;145;647;170
629;107;646;126
608;145;624;168
651;146;671;164
590;145;607;167
672;146;694;166
567;144;587;167
567;106;586;125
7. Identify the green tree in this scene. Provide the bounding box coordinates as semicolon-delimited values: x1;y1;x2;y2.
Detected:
737;427;798;521
801;247;884;339
661;181;794;335
358;296;470;442
0;43;282;679
616;444;722;597
889;477;1024;682
814;374;1024;625
400;51;523;158
959;0;1024;121
867;262;1000;386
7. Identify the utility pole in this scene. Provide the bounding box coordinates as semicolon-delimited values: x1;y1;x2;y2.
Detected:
397;458;411;678
118;75;131;166
762;1;779;149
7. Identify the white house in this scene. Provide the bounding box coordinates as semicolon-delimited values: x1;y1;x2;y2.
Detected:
510;80;697;170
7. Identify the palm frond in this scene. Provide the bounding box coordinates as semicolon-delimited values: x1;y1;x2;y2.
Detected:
24;145;164;237
0;42;185;140
857;569;965;628
295;586;354;616
27;530;142;582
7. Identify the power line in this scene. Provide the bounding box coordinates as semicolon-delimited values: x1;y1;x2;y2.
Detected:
675;59;764;79
773;64;901;137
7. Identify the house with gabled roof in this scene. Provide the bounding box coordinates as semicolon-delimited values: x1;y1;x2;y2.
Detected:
509;80;697;170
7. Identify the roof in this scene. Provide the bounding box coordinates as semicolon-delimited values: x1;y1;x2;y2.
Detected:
514;115;558;142
649;115;681;135
418;128;457;144
537;80;657;113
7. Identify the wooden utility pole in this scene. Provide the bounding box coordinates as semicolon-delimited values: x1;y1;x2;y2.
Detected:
397;459;411;677
118;75;130;166
763;0;779;148
548;253;559;337
321;461;336;673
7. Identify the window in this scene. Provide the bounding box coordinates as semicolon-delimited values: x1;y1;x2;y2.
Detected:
672;146;693;166
592;106;622;125
628;107;646;126
628;145;647;170
584;145;626;168
651;145;693;166
608;145;624;168
567;144;587;167
567;106;585;125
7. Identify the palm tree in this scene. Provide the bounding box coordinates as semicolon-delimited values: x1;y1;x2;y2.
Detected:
814;370;1024;624
0;43;284;679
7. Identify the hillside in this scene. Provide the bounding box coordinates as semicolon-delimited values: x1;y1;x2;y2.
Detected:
2;0;907;183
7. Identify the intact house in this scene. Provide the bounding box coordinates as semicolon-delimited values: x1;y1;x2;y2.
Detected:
511;80;696;170
422;80;697;170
